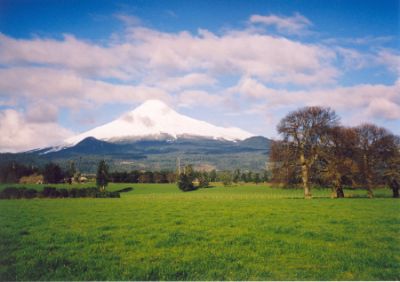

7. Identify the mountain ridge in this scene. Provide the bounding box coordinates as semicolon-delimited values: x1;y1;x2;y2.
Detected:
0;135;271;172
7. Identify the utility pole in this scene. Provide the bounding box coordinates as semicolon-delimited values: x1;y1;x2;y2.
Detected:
177;157;181;175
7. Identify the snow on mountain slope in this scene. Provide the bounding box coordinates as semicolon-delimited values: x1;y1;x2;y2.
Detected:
65;100;254;145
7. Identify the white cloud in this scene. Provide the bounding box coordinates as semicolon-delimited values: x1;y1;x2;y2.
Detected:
114;13;141;26
26;102;59;123
0;109;73;152
149;73;217;91
177;90;224;108
233;77;400;122
249;13;312;35
376;49;400;75
0;15;398;151
0;67;171;108
0;26;338;86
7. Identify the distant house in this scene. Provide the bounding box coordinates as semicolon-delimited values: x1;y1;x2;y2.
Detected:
79;176;88;183
19;174;44;184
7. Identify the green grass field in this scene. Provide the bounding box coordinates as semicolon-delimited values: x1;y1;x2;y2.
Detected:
0;183;399;280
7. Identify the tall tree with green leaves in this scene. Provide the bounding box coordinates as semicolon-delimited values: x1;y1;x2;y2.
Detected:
177;165;196;192
232;169;241;183
96;160;109;191
43;163;64;184
209;169;217;182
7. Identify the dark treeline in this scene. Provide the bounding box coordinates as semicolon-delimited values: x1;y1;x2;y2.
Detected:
0;160;268;185
0;162;39;183
109;170;176;183
270;106;400;198
0;161;78;184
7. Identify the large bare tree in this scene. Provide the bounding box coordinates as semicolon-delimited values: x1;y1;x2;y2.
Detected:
320;126;359;198
354;124;393;198
277;106;339;198
269;140;300;186
377;133;400;198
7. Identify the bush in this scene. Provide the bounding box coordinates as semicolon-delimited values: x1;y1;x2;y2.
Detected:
59;188;69;198
221;172;233;187
0;187;23;199
178;174;197;192
69;188;79;198
23;188;37;199
0;186;120;199
42;187;60;198
198;175;210;188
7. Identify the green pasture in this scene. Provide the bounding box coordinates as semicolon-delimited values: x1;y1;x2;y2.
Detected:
0;183;399;280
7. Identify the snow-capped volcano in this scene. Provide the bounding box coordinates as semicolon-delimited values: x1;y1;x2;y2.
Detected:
65;99;254;145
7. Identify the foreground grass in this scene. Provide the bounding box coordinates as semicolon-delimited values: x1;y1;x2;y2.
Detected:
0;183;399;280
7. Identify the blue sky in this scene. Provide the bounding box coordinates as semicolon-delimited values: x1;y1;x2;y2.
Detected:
0;0;399;151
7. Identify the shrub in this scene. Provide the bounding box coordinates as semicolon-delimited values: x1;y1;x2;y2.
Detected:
0;187;23;199
178;174;197;192
0;186;120;199
58;188;69;198
42;187;60;198
198;175;210;188
68;188;79;198
23;188;37;199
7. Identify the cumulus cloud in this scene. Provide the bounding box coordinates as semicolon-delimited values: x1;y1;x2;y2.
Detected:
0;26;338;85
0;67;170;108
0;109;73;152
0;14;399;150
376;49;400;75
150;73;217;92
249;13;312;35
177;90;225;108
232;77;400;122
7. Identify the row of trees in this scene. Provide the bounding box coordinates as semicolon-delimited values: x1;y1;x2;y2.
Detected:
270;106;400;198
0;162;39;183
0;161;80;184
177;165;269;191
0;159;268;186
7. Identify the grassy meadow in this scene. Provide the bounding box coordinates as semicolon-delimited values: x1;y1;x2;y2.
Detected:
0;183;399;280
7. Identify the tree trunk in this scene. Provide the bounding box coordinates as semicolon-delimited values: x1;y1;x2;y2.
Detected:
390;179;399;198
336;186;345;198
363;154;374;198
335;175;345;198
300;153;312;199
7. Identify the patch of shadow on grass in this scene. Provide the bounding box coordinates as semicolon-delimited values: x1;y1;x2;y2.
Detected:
116;187;133;193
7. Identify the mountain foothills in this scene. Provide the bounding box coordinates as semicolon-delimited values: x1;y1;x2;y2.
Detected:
0;100;271;172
